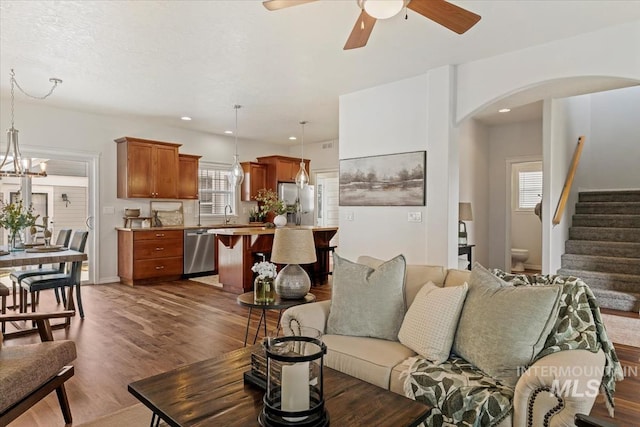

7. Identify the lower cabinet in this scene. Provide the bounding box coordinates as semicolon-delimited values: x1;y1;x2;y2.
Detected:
118;229;183;285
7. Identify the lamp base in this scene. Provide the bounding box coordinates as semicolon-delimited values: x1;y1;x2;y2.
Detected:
259;407;329;427
275;264;311;299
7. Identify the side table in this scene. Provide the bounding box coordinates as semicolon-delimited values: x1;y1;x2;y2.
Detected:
458;244;475;270
236;292;316;346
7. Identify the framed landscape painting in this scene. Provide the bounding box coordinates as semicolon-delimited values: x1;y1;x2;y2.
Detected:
339;151;426;206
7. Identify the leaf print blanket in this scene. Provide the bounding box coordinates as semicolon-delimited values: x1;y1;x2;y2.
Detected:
402;271;623;426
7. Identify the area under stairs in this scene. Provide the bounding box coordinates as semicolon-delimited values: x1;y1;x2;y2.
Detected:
558;190;640;313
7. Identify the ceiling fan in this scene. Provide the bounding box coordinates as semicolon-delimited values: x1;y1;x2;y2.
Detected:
262;0;481;50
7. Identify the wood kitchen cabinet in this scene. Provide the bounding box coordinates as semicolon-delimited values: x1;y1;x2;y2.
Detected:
240;162;267;201
178;154;201;199
256;155;310;190
115;136;180;199
117;229;183;285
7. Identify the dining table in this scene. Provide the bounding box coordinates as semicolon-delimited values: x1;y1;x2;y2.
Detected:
0;247;87;337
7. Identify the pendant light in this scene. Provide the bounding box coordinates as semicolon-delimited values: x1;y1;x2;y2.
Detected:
1;68;61;178
228;104;244;187
294;120;309;189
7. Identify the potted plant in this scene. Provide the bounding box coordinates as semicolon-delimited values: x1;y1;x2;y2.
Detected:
255;188;288;226
0;199;39;251
248;207;266;224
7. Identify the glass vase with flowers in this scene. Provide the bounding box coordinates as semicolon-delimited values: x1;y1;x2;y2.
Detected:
0;200;39;251
251;260;278;303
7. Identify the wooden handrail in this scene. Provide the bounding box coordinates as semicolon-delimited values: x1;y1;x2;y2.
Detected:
552;136;585;225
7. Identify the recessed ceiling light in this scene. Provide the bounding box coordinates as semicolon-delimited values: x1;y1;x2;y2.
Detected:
180;116;192;121
498;108;511;113
224;130;233;134
289;136;297;141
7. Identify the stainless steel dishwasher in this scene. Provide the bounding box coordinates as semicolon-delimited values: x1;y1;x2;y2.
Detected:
183;229;216;276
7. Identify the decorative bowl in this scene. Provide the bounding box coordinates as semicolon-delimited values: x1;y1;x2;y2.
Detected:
125;208;140;217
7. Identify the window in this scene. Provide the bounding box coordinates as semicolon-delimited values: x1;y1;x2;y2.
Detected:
198;163;236;216
512;161;542;211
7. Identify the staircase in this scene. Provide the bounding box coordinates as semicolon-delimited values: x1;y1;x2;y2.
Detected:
558;190;640;313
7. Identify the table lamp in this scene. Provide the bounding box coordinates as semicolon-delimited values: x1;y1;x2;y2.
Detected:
458;202;473;245
271;228;317;299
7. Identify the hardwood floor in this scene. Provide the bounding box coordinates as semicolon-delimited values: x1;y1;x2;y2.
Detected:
3;280;638;426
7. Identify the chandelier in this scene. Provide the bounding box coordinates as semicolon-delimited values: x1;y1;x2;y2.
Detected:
1;68;62;178
294;120;309;189
228;104;244;187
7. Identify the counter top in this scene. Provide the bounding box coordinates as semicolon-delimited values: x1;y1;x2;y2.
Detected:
208;226;339;236
115;224;258;232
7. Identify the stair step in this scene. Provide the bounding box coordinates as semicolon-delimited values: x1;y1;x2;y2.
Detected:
579;190;640;203
565;240;640;258
556;268;640;293
569;227;640;243
590;288;640;312
575;202;640;215
561;254;640;275
571;214;640;228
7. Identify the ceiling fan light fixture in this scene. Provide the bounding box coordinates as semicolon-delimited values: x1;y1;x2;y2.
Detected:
359;0;407;20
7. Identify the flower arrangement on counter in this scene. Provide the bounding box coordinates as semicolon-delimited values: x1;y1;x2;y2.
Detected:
255;188;287;216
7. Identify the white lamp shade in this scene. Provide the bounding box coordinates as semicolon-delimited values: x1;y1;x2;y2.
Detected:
459;202;473;221
363;0;405;19
271;228;317;264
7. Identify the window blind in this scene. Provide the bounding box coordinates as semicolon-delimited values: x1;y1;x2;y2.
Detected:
198;164;235;216
518;170;542;209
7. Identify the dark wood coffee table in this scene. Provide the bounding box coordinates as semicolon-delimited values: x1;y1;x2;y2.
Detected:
128;345;431;427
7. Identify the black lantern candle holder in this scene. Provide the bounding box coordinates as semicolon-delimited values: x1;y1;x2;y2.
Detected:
259;334;329;427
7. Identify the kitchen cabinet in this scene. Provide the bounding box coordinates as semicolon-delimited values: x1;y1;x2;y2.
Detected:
256;155;310;190
240;162;267;201
117;229;184;285
178;154;201;199
115;136;180;199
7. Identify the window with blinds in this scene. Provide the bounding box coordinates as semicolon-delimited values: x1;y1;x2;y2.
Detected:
518;170;543;209
512;160;542;211
198;163;236;216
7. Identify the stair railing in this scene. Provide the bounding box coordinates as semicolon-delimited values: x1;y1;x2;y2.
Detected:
553;136;585;225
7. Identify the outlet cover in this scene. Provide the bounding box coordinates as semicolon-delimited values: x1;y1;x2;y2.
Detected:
408;212;422;222
346;212;354;221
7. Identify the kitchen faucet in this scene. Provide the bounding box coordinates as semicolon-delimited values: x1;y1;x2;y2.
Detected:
224;205;232;224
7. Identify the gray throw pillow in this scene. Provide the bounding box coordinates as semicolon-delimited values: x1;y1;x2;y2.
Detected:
453;263;562;386
327;254;406;341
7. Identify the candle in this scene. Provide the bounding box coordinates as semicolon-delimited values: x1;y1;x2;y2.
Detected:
281;362;309;420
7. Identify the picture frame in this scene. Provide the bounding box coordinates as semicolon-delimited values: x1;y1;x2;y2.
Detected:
339;151;426;206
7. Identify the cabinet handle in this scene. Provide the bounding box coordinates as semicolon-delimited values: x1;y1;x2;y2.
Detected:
155;265;165;270
155;233;165;237
155;247;164;251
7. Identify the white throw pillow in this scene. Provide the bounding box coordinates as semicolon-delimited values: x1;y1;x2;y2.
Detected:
398;281;469;364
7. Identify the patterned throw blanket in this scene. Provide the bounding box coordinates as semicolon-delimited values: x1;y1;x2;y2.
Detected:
402;271;623;426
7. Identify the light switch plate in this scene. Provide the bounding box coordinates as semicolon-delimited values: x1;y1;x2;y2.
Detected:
408;212;422;222
346;212;354;221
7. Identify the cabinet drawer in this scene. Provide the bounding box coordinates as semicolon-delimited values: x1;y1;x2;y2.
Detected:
134;230;183;241
133;257;183;279
134;239;183;260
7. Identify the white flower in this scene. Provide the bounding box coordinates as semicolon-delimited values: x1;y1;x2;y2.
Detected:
251;261;277;279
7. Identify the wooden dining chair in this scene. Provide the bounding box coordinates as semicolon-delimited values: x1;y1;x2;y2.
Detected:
9;229;72;308
20;231;89;319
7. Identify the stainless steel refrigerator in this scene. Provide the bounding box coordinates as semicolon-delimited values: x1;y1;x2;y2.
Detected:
278;183;315;226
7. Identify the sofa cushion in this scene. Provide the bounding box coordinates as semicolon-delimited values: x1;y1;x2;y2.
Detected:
453;263;562;386
327;254;406;341
398;281;468;364
356;256;448;307
0;340;77;412
323;334;416;389
443;268;471;287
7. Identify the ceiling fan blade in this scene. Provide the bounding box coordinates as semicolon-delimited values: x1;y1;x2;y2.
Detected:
344;10;377;50
262;0;318;11
408;0;481;34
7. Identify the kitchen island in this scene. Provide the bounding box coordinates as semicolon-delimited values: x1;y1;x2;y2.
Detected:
210;226;338;294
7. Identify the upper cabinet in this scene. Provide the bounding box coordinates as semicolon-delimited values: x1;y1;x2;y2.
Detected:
178;154;202;199
240;162;267;201
115;137;180;199
256;155;310;190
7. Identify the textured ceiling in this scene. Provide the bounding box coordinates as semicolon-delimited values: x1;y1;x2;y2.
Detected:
1;1;639;145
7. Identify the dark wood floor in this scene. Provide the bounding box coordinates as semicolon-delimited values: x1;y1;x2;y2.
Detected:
3;280;638;426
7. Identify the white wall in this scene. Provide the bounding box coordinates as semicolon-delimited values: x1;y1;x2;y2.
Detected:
488;120;543;270
288;139;339;174
458;119;490;266
0;99;289;283
575;86;640;191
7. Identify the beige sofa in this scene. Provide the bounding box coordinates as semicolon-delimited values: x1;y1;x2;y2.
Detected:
281;258;606;427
